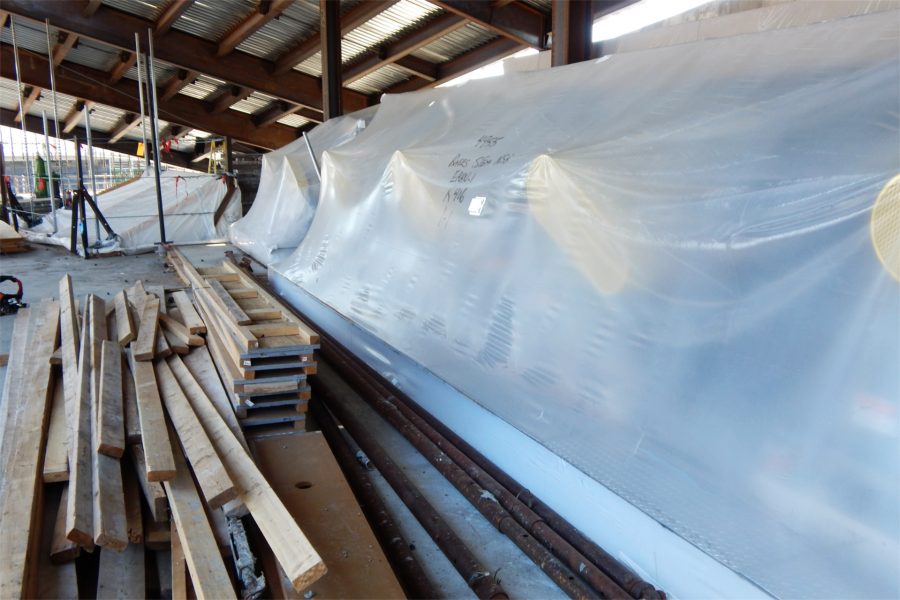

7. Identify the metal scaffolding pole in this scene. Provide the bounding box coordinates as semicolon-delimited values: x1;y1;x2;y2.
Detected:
146;30;167;245
135;33;150;171
41;111;58;232
45;18;62;230
84;106;101;242
10;18;35;216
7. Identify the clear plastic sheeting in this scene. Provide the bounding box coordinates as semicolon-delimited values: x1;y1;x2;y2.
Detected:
24;169;241;254
272;12;900;599
229;106;377;265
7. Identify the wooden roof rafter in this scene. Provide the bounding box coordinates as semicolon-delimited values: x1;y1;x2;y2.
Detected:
217;0;294;58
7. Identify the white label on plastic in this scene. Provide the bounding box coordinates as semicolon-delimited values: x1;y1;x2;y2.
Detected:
468;196;487;216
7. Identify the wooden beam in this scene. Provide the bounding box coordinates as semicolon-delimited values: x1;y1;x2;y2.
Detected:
82;0;102;17
107;51;136;85
320;0;342;120
252;100;322;127
0;44;296;150
206;85;254;114
52;32;78;67
385;37;522;94
50;487;80;563
171;291;205;334
96;542;145;597
392;55;439;81
108;112;143;144
154;0;195;35
156;359;238;509
14;85;41;123
114;290;135;345
61;100;90;133
163;443;235;599
180;348;248;453
133;295;160;360
218;0;293;57
159;68;198;102
342;13;466;84
129;444;169;522
430;0;547;48
129;347;176;481
273;0;398;75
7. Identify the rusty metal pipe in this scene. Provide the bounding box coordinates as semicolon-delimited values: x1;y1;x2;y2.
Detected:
312;383;508;600
310;398;437;599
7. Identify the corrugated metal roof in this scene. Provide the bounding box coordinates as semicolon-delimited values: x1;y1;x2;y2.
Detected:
519;0;551;14
347;63;413;94
236;0;320;60
277;113;312;128
178;74;228;101
60;38;121;73
412;22;496;63
174;0;257;41
231;91;279;115
100;0;166;21
0;18;55;56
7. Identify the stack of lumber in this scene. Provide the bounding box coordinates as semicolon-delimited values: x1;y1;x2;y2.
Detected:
0;273;326;598
168;249;319;432
0;219;28;253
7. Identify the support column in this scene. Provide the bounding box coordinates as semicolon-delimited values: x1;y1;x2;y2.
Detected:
320;0;343;120
551;0;593;67
224;136;234;174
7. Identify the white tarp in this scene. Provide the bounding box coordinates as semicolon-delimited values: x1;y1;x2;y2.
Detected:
25;169;240;254
269;11;899;599
229;107;377;265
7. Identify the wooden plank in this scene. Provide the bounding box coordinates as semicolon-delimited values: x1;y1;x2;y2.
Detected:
163;327;190;355
89;299;128;552
50;486;80;564
247;322;302;337
160;311;205;347
156;359;238;509
97;542;146;599
155;318;173;358
147;285;167;314
0;309;30;465
163;445;236;600
38;486;78;600
145;518;172;550
245;307;283;321
97;340;125;457
129;444;169;522
171;290;206;333
171;521;189;600
179;359;327;592
114;289;136;345
181;347;249;453
123;463;144;544
220;286;257;299
43;376;69;482
0;299;60;598
252;432;405;599
65;299;95;550
123;354;142;444
58;275;80;452
133;296;160;361
207;278;252;325
222;260;319;344
129;348;176;481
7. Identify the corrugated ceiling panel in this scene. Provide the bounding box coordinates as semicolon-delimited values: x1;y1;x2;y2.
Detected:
230;91;278;115
59;38;121;72
412;22;497;63
0;19;53;55
100;0;166;20
342;0;441;62
277;113;311;128
347;63;414;94
174;0;257;41
519;0;551;14
236;0;320;60
178;74;227;100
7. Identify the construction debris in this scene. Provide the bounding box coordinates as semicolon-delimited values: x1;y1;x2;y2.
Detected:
0;265;327;598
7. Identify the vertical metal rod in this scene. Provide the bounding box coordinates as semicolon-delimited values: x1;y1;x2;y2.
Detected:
42;111;59;232
10;18;35;216
135;33;150;171
73;138;89;255
45;18;62;229
146;30;167;244
84;107;101;242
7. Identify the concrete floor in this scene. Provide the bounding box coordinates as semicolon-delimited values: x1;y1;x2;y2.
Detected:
0;240;565;599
